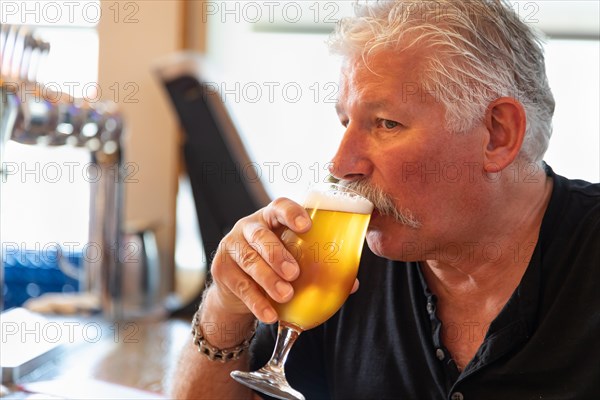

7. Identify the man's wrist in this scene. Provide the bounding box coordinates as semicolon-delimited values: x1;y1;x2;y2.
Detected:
191;305;258;362
194;286;258;350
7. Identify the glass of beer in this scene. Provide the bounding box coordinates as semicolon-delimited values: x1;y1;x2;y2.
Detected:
231;183;374;400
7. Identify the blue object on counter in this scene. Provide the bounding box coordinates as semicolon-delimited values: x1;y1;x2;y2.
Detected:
2;249;82;310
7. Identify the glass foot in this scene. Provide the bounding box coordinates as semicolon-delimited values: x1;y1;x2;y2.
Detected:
231;368;305;400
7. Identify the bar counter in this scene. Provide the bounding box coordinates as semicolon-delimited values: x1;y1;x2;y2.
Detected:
2;312;192;398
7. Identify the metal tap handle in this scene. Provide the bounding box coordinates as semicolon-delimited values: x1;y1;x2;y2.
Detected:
1;25;20;79
2;24;129;320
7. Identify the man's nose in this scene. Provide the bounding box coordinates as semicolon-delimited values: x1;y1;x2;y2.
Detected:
329;124;372;181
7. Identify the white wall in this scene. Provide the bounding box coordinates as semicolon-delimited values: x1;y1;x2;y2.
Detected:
97;0;182;293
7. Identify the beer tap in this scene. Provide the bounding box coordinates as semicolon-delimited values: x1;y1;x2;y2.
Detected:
1;25;129;319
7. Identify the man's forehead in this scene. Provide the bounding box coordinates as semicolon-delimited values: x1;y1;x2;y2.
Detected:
336;51;427;109
338;50;426;92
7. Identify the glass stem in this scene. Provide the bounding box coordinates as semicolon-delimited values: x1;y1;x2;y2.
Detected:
264;321;302;375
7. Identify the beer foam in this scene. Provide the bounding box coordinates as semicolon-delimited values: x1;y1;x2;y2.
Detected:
304;189;374;214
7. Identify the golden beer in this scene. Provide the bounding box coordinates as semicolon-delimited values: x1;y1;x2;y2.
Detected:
273;188;373;330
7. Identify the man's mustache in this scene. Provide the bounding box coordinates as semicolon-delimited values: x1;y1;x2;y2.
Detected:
340;179;421;229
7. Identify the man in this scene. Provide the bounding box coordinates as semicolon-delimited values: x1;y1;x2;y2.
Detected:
172;1;600;398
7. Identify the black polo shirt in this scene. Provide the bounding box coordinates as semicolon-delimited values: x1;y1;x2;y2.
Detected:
250;166;600;399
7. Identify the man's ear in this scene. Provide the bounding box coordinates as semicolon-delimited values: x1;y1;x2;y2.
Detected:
482;97;526;173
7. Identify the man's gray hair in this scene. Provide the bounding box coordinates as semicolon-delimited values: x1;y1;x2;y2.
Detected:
329;0;555;162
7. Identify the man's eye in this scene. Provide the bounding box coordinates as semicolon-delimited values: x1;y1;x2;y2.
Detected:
377;119;399;129
384;120;398;129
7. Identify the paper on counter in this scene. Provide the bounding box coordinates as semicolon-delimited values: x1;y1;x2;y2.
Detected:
1;308;65;383
21;378;167;400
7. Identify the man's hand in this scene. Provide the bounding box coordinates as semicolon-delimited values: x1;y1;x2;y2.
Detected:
210;197;312;324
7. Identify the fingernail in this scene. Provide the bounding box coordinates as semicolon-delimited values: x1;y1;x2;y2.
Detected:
282;261;298;280
295;215;309;230
263;307;277;323
275;280;293;299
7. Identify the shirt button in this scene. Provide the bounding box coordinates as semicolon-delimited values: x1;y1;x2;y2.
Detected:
426;302;435;314
435;348;445;360
451;392;464;400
